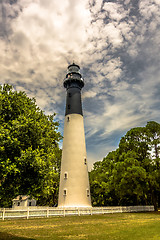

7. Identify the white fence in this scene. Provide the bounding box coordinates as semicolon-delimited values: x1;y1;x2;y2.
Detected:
0;206;154;220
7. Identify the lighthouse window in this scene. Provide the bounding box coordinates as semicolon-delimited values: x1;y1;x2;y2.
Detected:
67;116;70;122
63;189;67;196
64;172;68;179
84;158;87;165
87;189;90;197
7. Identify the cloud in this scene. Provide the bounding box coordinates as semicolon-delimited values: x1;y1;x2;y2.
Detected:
139;0;160;20
103;2;127;22
83;90;97;99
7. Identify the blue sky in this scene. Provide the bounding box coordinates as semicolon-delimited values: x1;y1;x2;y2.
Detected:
1;0;160;169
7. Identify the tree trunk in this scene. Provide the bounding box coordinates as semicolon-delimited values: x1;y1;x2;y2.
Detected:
155;143;159;159
151;190;158;211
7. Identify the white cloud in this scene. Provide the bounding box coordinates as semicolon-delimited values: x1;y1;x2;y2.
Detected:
103;2;127;22
1;0;92;85
105;23;123;48
89;0;103;14
139;0;160;19
83;90;97;99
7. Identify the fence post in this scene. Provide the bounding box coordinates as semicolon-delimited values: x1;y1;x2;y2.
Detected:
111;207;113;214
27;208;29;219
90;208;92;215
102;207;104;214
120;206;123;213
2;208;5;220
47;208;49;218
63;208;65;217
78;208;80;216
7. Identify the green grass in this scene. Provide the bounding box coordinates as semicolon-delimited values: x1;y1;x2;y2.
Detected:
0;212;160;240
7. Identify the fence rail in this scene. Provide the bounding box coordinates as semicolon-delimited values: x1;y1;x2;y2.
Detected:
0;206;154;220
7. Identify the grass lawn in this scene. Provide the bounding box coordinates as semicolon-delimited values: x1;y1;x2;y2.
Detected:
0;212;160;240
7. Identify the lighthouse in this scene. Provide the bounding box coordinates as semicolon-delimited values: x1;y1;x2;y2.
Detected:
58;63;91;208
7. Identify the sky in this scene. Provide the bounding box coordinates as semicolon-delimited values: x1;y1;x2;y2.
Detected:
1;0;160;170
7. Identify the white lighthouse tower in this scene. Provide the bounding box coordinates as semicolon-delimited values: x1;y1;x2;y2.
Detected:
58;63;91;208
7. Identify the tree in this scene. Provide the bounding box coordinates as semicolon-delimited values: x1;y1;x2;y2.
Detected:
0;84;62;207
90;121;160;210
89;150;119;206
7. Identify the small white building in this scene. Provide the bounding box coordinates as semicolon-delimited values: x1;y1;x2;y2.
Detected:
12;195;37;208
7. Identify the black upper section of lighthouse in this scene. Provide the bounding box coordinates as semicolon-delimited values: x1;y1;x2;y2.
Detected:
64;63;84;116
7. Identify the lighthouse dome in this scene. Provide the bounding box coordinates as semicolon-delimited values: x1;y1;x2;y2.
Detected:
67;63;81;74
64;63;84;89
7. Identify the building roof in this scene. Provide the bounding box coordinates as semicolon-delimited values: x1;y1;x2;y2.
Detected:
12;195;31;201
